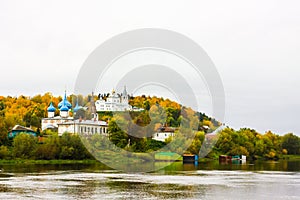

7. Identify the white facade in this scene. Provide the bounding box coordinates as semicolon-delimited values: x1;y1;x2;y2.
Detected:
60;110;69;118
96;87;132;112
57;119;108;136
152;132;175;142
42;116;73;131
48;111;55;118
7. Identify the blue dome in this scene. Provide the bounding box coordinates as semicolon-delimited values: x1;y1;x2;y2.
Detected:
60;104;69;112
47;102;56;112
58;100;72;109
73;102;82;112
58;91;72;109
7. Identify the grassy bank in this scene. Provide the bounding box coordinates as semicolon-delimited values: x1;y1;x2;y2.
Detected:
280;154;300;160
1;154;300;165
0;159;100;165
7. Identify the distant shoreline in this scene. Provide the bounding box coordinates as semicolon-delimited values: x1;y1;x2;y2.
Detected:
1;155;300;165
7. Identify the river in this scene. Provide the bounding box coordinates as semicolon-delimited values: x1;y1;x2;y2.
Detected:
0;160;299;199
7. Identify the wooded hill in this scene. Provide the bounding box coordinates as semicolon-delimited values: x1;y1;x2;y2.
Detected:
0;93;299;160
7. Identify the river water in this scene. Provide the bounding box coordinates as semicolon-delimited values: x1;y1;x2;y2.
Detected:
0;160;299;199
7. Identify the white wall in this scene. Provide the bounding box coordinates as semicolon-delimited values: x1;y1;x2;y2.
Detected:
152;132;174;142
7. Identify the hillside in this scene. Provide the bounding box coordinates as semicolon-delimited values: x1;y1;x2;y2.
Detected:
0;93;299;160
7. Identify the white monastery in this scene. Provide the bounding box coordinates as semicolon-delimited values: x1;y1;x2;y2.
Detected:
95;86;132;112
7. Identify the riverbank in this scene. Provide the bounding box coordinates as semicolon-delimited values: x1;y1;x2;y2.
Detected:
197;154;300;162
1;154;300;165
281;154;300;160
0;159;99;165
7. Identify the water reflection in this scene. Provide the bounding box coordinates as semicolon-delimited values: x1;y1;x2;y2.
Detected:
0;160;299;199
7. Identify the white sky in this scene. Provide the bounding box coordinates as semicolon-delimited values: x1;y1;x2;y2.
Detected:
0;0;299;135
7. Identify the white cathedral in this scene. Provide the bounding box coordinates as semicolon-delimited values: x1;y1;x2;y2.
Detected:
95;86;133;112
41;91;74;131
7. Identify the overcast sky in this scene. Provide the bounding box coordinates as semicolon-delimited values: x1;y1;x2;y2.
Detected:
0;0;299;135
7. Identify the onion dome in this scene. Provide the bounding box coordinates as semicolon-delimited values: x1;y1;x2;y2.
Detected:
47;102;56;112
60;103;69;112
73;102;82;112
58;91;72;109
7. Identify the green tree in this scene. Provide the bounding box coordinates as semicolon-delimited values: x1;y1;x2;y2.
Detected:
254;139;265;156
229;146;249;156
59;133;92;159
282;133;300;154
13;133;37;158
0;100;5;117
35;135;61;159
187;131;204;154
0;117;8;146
214;128;235;154
0;145;10;159
143;100;150;111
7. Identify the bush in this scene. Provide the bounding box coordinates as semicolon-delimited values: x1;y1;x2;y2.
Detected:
0;145;10;159
13;133;37;159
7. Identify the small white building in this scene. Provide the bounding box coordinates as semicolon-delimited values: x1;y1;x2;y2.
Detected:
57;119;108;136
95;86;132;112
152;127;176;142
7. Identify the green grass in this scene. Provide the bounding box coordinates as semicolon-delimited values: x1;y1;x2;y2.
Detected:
280;154;300;160
0;159;99;165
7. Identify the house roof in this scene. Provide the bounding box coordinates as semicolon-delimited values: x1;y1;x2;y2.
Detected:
157;126;176;133
11;125;35;132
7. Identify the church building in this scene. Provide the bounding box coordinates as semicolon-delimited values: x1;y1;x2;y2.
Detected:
95;86;132;112
41;91;74;131
41;91;107;136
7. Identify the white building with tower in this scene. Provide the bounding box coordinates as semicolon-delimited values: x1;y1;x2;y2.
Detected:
95;86;132;112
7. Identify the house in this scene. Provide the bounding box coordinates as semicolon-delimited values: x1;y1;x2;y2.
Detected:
152;126;176;142
219;155;247;165
8;125;37;139
232;155;247;161
183;154;199;163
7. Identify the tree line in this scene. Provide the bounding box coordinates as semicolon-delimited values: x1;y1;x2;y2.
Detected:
0;132;92;160
0;93;299;161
